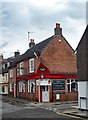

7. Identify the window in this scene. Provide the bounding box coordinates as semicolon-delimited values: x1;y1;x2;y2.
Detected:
28;80;35;93
7;62;10;67
0;65;2;70
19;81;25;92
20;62;24;75
10;84;13;92
10;70;13;78
3;64;5;69
2;86;5;92
5;73;8;81
29;58;34;73
67;79;78;92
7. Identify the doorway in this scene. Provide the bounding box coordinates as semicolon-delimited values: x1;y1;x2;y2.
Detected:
40;86;49;102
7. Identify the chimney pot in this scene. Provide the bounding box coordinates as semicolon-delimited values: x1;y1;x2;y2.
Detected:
29;39;35;48
30;39;32;42
56;23;60;28
32;39;34;43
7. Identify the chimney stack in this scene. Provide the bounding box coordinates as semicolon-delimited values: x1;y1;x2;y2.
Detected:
29;39;35;48
14;50;20;58
54;23;62;35
0;53;3;61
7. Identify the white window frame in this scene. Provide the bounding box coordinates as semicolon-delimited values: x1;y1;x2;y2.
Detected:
19;81;25;92
10;84;13;92
10;70;13;78
20;62;24;75
3;64;5;69
29;58;34;73
7;62;10;67
28;80;35;93
67;79;78;92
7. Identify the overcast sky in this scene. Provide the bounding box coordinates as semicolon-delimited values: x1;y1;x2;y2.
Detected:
0;0;87;58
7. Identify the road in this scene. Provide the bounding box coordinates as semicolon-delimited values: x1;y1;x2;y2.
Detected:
1;95;83;119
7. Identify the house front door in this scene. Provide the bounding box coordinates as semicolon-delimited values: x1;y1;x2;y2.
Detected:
41;86;49;102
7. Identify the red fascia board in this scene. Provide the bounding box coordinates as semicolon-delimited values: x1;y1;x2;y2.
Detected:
16;73;77;81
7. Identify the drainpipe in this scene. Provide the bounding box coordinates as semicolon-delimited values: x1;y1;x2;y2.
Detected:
52;82;53;102
16;67;17;98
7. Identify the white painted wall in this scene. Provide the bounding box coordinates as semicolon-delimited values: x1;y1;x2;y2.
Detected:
78;81;88;110
78;82;86;97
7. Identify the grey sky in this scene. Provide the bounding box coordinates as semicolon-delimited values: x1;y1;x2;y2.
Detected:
0;0;87;58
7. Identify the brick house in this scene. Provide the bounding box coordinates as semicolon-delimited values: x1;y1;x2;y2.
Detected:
0;54;14;95
8;23;77;102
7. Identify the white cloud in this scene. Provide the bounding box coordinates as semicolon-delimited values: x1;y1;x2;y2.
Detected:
1;1;86;58
62;16;86;49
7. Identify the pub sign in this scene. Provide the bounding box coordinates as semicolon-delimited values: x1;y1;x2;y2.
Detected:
53;80;65;90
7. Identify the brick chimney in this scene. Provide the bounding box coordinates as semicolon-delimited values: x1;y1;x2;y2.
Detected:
54;23;62;35
29;39;35;48
14;50;20;58
0;53;3;61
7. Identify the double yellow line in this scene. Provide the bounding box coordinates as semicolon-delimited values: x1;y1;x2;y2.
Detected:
56;111;81;119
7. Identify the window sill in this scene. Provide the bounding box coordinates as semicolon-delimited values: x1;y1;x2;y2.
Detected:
29;72;34;74
67;91;78;93
19;92;25;93
28;92;35;94
10;91;13;92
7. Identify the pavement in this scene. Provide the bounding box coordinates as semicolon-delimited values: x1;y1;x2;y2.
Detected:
2;95;88;119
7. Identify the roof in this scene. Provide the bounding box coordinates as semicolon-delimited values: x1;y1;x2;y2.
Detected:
61;35;75;52
1;57;14;74
10;35;55;68
9;33;75;68
76;25;88;51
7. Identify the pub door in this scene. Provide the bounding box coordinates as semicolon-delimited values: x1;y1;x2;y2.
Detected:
40;86;49;102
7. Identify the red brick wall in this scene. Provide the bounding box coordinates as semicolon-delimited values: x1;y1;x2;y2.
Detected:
60;92;78;101
40;35;77;73
8;67;16;96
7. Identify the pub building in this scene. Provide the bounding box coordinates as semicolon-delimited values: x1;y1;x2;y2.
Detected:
8;23;78;102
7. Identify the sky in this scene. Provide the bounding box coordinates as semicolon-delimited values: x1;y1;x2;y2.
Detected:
0;0;87;58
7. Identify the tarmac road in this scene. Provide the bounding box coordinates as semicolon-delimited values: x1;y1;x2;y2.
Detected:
1;95;83;120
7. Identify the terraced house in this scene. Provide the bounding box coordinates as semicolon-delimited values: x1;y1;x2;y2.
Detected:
8;23;78;102
0;54;14;95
